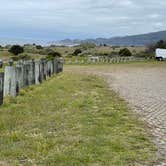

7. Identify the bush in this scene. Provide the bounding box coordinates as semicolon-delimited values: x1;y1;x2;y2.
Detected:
36;45;43;49
48;51;61;57
11;54;32;61
73;49;82;56
46;51;62;60
9;45;24;55
119;48;132;57
11;56;20;61
39;48;52;55
19;54;32;60
109;51;118;57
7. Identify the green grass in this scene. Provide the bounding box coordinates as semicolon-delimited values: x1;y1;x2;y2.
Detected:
0;72;156;165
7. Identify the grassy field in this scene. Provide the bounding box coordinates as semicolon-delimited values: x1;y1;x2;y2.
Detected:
0;72;156;165
0;49;12;61
0;45;146;63
54;46;146;57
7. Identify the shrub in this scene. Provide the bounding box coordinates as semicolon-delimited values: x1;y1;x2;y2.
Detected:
119;48;132;57
36;45;43;49
11;54;32;61
73;49;82;56
11;56;20;61
46;51;62;60
109;51;118;57
19;54;32;60
39;48;52;55
9;45;24;55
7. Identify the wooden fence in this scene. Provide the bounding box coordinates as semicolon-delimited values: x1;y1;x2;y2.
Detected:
0;58;63;105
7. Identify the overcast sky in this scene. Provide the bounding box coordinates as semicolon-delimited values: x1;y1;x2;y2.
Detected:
0;0;166;43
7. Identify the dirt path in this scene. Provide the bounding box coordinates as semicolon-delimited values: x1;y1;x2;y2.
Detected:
65;64;166;165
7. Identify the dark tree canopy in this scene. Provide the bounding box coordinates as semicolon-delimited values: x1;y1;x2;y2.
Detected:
48;51;61;57
36;45;43;49
119;48;132;57
46;51;62;60
73;49;82;56
9;45;24;55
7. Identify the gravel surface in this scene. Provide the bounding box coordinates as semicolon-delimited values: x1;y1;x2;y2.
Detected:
66;64;166;165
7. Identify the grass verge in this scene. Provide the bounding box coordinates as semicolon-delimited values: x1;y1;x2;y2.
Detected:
0;73;156;165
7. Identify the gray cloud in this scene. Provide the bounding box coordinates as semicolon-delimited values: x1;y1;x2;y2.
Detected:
0;0;166;42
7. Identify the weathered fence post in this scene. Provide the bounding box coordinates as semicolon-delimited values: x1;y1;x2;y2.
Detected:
0;73;4;105
4;66;17;97
1;58;63;105
23;63;30;86
8;59;14;66
57;60;63;73
53;59;58;74
27;60;35;85
47;61;52;77
50;60;54;75
0;60;3;68
16;65;24;90
34;61;40;84
41;60;47;80
38;60;46;82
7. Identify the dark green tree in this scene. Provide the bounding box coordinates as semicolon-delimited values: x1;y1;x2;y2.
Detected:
119;48;132;57
73;49;82;56
48;51;61;57
36;45;43;49
9;45;24;55
46;51;62;60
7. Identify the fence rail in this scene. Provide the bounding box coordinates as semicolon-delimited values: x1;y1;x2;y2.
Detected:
0;58;63;105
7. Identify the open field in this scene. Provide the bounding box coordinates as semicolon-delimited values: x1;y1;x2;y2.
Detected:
0;72;156;165
65;61;166;164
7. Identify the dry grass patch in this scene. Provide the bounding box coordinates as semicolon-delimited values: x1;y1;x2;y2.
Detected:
0;72;156;165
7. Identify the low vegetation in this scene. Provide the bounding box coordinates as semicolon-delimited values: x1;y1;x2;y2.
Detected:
119;48;132;56
0;43;146;61
0;72;156;165
0;40;164;62
46;51;62;60
9;45;24;56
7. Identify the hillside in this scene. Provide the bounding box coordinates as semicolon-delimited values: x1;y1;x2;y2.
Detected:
53;30;166;46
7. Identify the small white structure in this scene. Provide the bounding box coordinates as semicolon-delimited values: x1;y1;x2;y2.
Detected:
156;48;166;61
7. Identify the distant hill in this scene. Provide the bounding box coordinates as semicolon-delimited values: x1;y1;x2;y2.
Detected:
51;30;166;46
